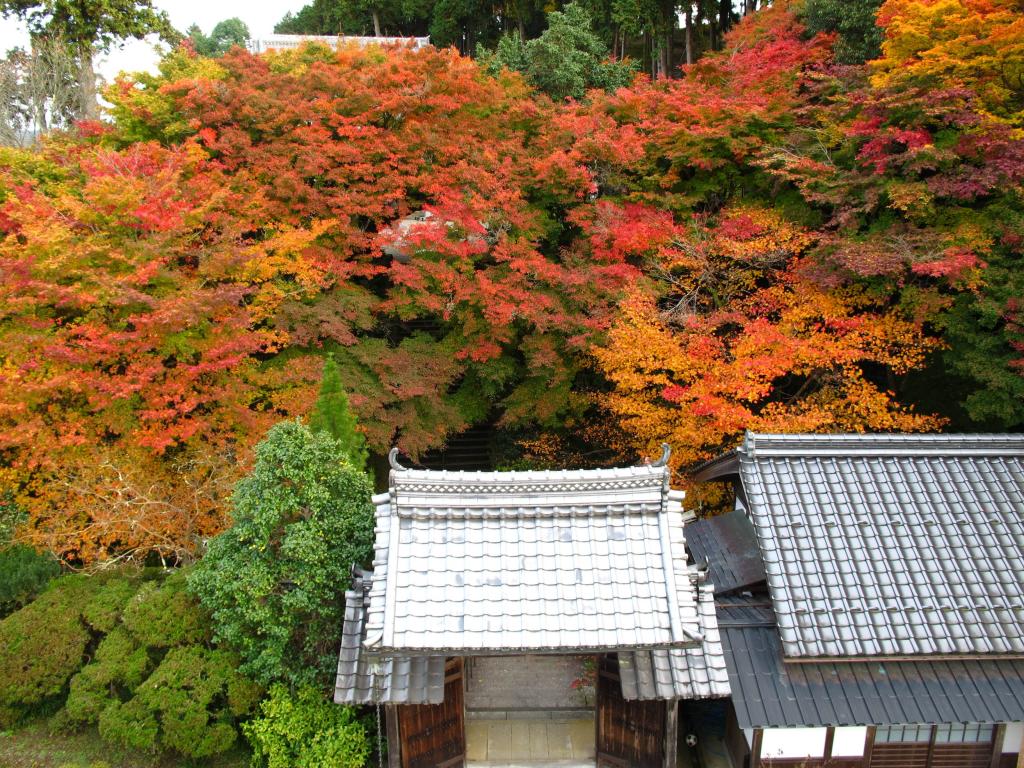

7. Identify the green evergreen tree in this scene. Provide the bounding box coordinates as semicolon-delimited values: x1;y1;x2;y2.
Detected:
309;354;369;472
478;2;636;101
188;421;375;689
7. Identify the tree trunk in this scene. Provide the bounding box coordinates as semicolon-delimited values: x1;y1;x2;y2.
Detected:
719;0;731;39
685;2;693;64
744;0;755;14
372;9;383;36
77;43;98;121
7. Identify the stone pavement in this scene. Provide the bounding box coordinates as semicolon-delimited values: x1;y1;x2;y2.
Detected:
465;717;595;767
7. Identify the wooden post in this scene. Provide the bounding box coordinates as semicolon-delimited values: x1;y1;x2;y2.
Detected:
925;724;938;767
386;704;401;768
863;726;877;766
823;727;835;760
664;700;679;768
991;724;1006;768
750;728;763;768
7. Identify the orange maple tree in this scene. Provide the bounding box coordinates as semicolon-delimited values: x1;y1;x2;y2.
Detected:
592;204;944;470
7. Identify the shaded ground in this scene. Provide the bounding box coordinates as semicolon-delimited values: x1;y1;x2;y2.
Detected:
0;720;248;768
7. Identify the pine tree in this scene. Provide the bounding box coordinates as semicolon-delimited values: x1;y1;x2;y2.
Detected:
309;355;369;472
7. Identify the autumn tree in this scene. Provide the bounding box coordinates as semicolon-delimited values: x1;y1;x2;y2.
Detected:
591;204;943;469
0;137;323;563
105;43;639;459
0;0;178;119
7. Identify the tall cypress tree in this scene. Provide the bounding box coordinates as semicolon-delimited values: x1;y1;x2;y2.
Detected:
309;355;369;472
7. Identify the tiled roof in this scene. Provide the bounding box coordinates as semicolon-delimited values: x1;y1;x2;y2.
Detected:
619;583;731;700
334;572;445;705
697;433;1024;659
718;595;1024;728
684;510;766;595
362;454;705;654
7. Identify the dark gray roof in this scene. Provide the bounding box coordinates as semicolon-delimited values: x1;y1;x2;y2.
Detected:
684;510;766;595
363;457;707;653
334;573;446;705
719;596;1024;728
698;433;1024;659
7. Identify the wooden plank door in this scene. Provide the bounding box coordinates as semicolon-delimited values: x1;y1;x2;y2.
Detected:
398;658;465;768
596;654;666;768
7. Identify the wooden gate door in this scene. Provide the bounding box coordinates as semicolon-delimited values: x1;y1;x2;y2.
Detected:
596;655;666;768
398;658;465;768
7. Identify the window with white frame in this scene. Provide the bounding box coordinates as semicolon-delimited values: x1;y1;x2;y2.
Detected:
874;725;932;743
934;724;994;743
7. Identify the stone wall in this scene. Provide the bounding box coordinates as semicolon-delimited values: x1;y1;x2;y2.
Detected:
465;655;593;714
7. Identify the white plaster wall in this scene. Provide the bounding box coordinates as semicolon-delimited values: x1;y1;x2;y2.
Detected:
1005;722;1024;753
760;728;827;759
832;727;867;756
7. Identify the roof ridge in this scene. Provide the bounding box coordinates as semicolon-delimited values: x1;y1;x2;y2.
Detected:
744;431;1024;458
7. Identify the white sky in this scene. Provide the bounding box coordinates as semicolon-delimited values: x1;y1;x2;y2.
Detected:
0;0;310;81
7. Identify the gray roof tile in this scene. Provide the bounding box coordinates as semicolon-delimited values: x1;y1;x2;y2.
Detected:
699;433;1024;659
337;454;733;702
718;595;1024;728
334;572;446;705
363;462;704;654
619;582;731;700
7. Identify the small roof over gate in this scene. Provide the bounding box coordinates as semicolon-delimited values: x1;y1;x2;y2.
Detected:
364;448;703;654
335;447;731;704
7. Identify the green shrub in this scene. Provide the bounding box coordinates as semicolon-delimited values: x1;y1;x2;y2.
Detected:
0;544;60;617
67;572;261;760
244;684;369;768
0;574;139;726
99;646;261;758
121;571;208;647
189;421;375;688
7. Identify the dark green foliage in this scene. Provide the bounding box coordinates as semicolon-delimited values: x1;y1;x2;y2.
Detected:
0;0;178;50
0;544;59;618
802;0;883;64
309;355;369;472
66;572;260;760
188;421;375;689
187;18;250;57
244;684;370;768
121;572;208;647
0;574;139;726
941;264;1024;427
478;3;636;100
99;647;261;758
80;577;141;633
275;0;434;38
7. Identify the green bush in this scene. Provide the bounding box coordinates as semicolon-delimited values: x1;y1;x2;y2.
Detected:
189;421;375;689
99;646;261;758
244;684;369;768
67;573;260;760
0;574;139;726
0;544;60;618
